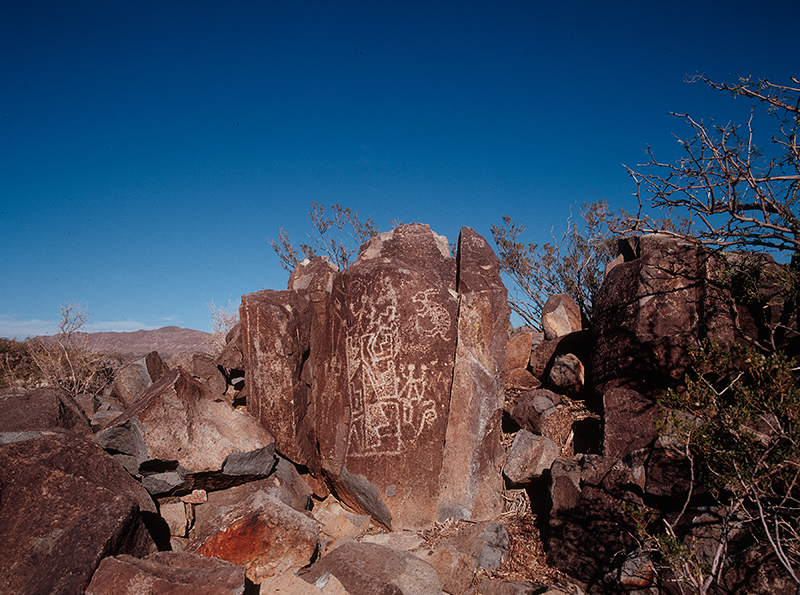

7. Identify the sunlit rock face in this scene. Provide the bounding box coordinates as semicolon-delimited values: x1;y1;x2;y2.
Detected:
238;223;510;532
316;223;459;530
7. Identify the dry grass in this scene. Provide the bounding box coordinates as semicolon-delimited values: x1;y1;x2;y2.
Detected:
416;489;568;589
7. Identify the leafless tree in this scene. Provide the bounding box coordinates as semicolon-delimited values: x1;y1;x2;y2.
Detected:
27;303;118;398
269;202;379;271
625;75;800;255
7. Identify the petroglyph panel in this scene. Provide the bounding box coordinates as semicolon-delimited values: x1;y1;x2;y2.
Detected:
338;282;452;458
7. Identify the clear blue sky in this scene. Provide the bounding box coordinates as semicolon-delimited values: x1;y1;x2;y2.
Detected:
2;0;798;338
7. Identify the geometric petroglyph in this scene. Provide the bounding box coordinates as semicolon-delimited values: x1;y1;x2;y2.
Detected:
341;283;451;458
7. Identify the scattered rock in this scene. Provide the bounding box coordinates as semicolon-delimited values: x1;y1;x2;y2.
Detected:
187;490;318;584
503;430;560;485
548;354;584;394
113;351;170;407
441;521;509;570
85;551;246;595
94;367;276;496
300;541;442;595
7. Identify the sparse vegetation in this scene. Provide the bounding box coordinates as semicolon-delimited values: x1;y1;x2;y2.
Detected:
25;303;120;399
208;299;240;355
629;341;800;593
624;75;800;256
490;201;621;329
0;337;41;392
269;201;380;271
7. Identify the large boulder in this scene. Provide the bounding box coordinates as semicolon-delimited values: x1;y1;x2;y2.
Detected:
242;224;511;532
316;223;459;530
591;234;743;398
437;227;510;522
85;552;246;595
0;430;156;595
186;490;318;584
240;288;316;467
94;367;276;496
0;386;91;435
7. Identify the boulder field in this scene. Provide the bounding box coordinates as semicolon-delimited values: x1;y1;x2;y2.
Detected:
1;224;795;594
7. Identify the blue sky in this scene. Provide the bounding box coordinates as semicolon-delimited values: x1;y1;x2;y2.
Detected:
2;1;798;338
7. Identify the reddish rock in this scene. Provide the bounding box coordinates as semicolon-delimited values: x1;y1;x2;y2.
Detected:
300;541;442;595
437;227;510;522
94;367;276;496
426;544;476;595
316;224;458;530
541;294;582;340
603;388;660;460
113;351;169;407
0;386;91;435
546;455;640;584
529;338;558;380
503;430;560;485
217;322;244;372
186;490;318;584
240;288;317;468
529;331;591;386
548;353;584;394
193;460;312;538
85;551;245;595
0;431;155;595
507;388;561;434
505;368;541;390
506;329;535;371
592;234;721;397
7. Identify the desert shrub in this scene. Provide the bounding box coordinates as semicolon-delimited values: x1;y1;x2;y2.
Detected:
26;304;120;399
208;298;240;355
633;340;800;593
491;201;620;329
269;201;379;271
0;337;42;391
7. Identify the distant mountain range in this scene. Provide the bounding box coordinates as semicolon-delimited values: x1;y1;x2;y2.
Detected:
37;326;215;360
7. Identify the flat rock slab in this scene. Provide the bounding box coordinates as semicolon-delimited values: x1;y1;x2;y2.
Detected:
0;387;91;435
187;490;318;584
0;430;155;595
95;367;276;496
86;552;246;595
300;541;442;595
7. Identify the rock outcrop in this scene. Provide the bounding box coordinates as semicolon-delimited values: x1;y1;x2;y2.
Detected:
240;223;510;531
0;430;156;595
94;367;276;496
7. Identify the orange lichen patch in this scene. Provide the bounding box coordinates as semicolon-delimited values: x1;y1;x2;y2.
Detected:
193;514;272;566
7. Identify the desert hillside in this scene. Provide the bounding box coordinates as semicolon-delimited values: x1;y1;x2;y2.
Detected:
39;326;214;360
